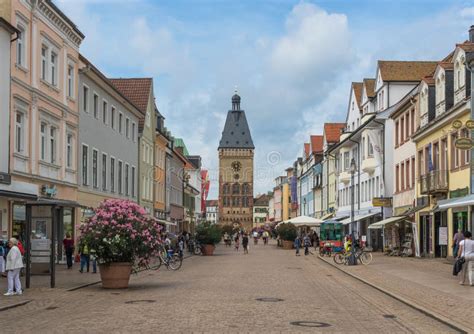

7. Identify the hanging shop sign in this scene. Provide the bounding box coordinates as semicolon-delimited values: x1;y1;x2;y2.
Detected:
466;120;474;130
454;137;473;150
452;119;463;129
372;197;392;207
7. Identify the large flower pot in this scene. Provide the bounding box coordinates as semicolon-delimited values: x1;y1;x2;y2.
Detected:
201;244;216;256
99;262;132;289
282;240;294;250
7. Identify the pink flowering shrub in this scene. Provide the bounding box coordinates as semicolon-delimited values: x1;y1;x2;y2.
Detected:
79;199;163;265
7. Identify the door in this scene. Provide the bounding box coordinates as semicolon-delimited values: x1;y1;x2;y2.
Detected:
434;212;441;257
419;216;425;257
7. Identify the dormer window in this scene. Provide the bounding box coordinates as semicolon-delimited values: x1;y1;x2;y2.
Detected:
436;74;445;103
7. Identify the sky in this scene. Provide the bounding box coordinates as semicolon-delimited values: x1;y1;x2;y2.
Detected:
56;0;474;198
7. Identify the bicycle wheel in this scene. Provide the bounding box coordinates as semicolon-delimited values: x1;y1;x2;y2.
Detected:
168;254;182;270
333;253;344;265
149;255;162;270
359;252;373;265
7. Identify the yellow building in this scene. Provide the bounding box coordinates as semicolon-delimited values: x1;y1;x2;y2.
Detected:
412;41;473;258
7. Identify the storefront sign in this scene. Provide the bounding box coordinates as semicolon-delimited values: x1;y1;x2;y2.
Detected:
0;172;11;185
454;137;473;150
450;187;469;199
438;227;448;246
372;197;392;207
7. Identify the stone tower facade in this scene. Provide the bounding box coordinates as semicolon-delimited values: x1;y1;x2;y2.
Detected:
218;92;254;231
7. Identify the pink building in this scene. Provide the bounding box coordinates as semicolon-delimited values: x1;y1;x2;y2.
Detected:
4;0;84;249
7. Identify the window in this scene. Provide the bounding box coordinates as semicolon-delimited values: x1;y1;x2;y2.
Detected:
461;129;470;166
232;183;240;195
40;122;46;160
66;134;73;168
406;160;410;190
132;122;136;141
67;65;74;98
93;94;99;118
451;132;459;169
119;113;123;133
361;137;365;158
418;150;424;177
82;145;88;185
102;153;107;191
49;127;56;164
433;142;439;170
41;45;47;80
344;152;349;170
83;86;89;112
125;164;129;196
110;157;115;192
111;107;116;129
411;156;415;188
368;137;374;156
131;166;135;197
406;112;410;138
375;176;379;197
126;118;130;138
396;165;400;192
411;109;415;134
395;121;399;146
102;100;107;124
15;112;24;153
118;161;123;194
16;24;25;66
400;116;404;143
50;51;57;86
92;149;98;188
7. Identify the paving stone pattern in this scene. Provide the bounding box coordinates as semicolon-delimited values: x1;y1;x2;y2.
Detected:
0;242;458;333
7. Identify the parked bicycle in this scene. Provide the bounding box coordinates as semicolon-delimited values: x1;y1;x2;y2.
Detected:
133;244;182;273
333;247;372;265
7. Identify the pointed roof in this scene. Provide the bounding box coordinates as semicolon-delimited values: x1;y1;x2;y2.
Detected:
254;193;270;206
352;82;363;108
218;94;254;149
174;138;189;156
456;41;474;52
363;78;376;98
304;143;310;158
310;135;323;154
378;61;438;82
323;123;346;143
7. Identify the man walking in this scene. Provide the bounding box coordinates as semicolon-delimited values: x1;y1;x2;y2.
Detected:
304;234;311;256
294;235;301;256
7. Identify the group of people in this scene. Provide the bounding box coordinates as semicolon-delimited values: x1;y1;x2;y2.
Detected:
453;230;473;286
294;234;313;256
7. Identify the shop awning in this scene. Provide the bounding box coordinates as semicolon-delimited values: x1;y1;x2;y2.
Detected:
320;212;334;220
156;218;177;226
340;212;380;225
26;197;82;207
368;216;406;229
433;194;474;212
404;204;428;216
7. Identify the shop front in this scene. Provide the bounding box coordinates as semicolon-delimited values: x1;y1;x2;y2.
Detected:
368;216;414;256
340;212;381;250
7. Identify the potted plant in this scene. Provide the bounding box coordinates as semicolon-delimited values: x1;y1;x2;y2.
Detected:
79;199;163;288
195;221;222;255
276;223;297;250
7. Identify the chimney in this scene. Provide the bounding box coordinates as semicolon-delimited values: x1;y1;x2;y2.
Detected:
470;25;474;43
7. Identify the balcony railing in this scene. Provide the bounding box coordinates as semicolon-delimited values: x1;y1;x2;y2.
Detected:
435;101;445;118
420;113;428;127
454;87;466;105
419;170;448;195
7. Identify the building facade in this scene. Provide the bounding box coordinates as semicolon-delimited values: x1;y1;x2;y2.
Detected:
205;200;218;224
109;78;156;216
77;55;140;212
253;193;270;227
218;93;254;230
154;112;169;221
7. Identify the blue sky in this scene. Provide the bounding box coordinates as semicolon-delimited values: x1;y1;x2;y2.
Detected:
57;0;473;198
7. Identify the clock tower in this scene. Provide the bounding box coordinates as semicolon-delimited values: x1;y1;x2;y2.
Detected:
218;92;254;231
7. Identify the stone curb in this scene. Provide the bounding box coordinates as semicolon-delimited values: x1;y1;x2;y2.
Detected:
0;299;31;312
317;256;470;334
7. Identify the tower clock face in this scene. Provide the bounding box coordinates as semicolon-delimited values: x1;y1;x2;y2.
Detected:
231;161;241;172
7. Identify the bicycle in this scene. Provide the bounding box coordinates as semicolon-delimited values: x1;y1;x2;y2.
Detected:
133;245;182;273
334;247;372;265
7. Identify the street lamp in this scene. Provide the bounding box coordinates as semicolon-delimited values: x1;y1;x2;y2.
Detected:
349;158;357;266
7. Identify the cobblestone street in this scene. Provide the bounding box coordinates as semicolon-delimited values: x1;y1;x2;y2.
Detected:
0;242;462;333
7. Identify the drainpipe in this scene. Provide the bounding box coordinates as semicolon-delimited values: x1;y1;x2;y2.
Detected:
349;138;361;212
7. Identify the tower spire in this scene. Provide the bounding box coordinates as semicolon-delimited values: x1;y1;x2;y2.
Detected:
231;89;241;111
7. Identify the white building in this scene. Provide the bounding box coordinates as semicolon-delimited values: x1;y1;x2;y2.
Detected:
206;200;218;224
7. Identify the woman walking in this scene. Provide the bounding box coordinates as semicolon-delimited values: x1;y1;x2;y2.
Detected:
458;231;474;286
4;238;23;296
234;234;240;251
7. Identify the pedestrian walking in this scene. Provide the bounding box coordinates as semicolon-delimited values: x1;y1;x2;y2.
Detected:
453;229;464;258
178;237;185;259
78;240;90;273
4;238;23;296
242;234;249;254
253;230;259;245
234;234;240;251
304;234;311;256
294;236;301;256
458;231;474;286
0;240;6;275
63;232;74;269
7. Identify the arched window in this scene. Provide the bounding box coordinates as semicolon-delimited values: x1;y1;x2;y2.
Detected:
232;183;240;195
242;183;249;195
243;197;249;207
223;183;230;194
233;197;240;207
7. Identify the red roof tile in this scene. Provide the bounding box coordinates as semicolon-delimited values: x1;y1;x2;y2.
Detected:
422;75;435;85
456;41;474;53
352;82;363;108
206;200;218;207
438;62;454;70
378;61;438;82
324;123;346;143
109;78;153;131
304;143;310;158
363;78;376;98
310;135;323;153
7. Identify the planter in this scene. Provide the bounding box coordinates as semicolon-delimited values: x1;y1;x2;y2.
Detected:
201;244;216;256
99;262;132;289
282;240;294;250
